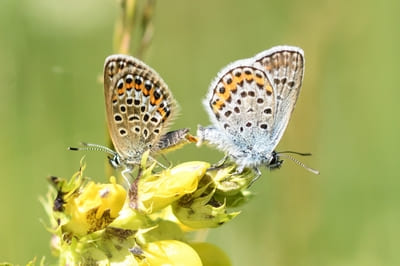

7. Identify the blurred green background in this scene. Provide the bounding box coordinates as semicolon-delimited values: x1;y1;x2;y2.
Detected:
1;0;399;265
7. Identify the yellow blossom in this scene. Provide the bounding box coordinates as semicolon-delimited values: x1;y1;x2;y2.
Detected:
138;161;210;213
190;242;232;266
136;240;202;266
63;176;126;236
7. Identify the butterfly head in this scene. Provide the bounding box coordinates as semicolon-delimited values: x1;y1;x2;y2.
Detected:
267;151;283;169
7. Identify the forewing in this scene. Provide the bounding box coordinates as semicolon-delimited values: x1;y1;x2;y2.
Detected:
104;55;176;161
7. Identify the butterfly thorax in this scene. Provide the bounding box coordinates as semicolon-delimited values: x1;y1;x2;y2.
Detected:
231;146;275;169
119;146;149;166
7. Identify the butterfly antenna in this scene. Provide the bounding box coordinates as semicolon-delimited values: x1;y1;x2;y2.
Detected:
277;151;312;156
277;152;320;175
68;142;117;157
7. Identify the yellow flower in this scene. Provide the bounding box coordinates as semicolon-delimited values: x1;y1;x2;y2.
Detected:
136;240;202;266
43;159;243;265
190;242;232;266
138;161;210;213
63;176;127;236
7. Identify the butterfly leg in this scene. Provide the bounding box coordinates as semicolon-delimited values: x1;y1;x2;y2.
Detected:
215;154;229;167
247;167;262;187
121;166;134;187
207;154;229;171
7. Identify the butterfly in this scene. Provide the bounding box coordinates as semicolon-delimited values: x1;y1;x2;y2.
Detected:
71;55;194;177
197;45;318;180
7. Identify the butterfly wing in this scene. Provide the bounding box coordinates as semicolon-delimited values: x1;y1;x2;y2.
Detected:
104;55;177;163
254;46;304;146
202;56;277;159
200;46;304;167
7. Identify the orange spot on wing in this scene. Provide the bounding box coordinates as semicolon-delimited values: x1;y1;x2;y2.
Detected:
149;88;154;103
158;107;166;117
212;98;225;112
142;86;151;96
126;83;133;90
265;83;273;95
117;87;126;96
150;91;163;106
255;76;264;87
217;78;237;102
233;74;243;89
245;72;254;82
225;80;237;94
217;88;230;100
134;83;143;91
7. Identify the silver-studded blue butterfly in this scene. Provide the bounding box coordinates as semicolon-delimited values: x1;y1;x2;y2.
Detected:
70;55;195;178
197;45;318;180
